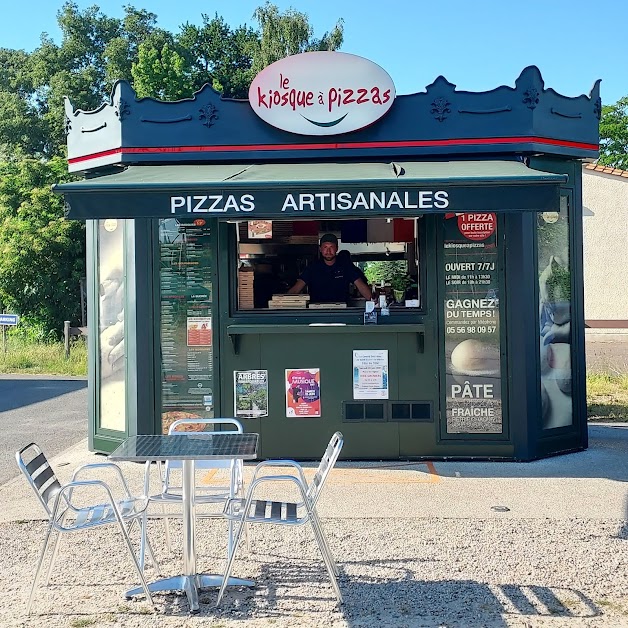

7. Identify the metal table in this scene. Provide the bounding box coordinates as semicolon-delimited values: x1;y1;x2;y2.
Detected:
110;432;258;613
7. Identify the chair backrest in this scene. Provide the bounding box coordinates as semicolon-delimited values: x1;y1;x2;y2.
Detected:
15;443;61;518
165;418;244;474
306;431;343;505
168;417;243;435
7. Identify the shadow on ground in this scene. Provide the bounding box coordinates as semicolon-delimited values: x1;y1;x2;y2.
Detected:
0;377;86;412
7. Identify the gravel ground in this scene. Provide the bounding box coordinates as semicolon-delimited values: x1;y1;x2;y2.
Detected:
2;517;628;628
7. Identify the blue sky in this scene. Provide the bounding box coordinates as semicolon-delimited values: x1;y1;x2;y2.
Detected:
2;0;626;104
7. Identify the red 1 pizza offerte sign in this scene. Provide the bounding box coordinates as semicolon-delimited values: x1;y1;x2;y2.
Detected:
457;213;497;241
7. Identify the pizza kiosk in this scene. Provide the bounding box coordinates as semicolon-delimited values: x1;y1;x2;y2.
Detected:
55;52;599;460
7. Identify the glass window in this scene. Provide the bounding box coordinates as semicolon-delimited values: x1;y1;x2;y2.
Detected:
97;219;126;432
235;218;421;312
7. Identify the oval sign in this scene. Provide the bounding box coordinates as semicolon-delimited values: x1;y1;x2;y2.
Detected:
248;51;396;136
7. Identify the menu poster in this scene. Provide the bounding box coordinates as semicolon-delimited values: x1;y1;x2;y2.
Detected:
353;350;389;399
234;370;269;418
285;368;321;417
159;218;214;432
442;213;502;434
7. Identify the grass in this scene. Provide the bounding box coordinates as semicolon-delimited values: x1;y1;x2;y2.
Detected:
586;372;628;422
0;336;87;376
0;338;626;421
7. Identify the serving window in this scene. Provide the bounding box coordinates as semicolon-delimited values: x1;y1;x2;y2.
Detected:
233;218;423;313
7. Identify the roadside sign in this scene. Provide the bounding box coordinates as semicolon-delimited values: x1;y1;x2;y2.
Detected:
0;314;19;326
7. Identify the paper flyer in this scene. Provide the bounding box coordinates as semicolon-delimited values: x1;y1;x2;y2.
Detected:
186;317;212;347
353;350;389;399
285;368;321;417
234;370;268;418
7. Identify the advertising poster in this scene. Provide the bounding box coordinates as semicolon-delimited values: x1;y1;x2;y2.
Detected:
97;219;126;432
248;220;273;239
234;370;269;418
159;218;214;433
187;317;212;346
285;368;321;417
353;350;389;399
537;200;573;429
442;213;502;434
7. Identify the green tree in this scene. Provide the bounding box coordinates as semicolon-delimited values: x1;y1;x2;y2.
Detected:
0;156;84;338
104;7;161;86
132;40;194;100
178;14;257;98
252;1;344;73
599;96;628;169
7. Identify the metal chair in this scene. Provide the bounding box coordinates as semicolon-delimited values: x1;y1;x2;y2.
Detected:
16;443;156;614
141;418;247;566
217;431;344;606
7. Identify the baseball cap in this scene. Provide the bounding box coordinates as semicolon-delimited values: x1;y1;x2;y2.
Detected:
319;233;338;246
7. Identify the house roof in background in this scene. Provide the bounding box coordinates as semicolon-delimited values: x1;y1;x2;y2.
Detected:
584;163;628;179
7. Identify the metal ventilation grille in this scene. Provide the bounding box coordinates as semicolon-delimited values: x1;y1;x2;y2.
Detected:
390;402;433;422
342;401;387;422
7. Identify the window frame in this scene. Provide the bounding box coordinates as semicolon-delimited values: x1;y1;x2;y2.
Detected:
227;216;429;322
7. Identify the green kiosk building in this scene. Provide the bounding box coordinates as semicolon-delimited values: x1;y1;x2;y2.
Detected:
56;52;600;460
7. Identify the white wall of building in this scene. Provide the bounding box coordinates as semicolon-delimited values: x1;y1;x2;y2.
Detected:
582;168;628;323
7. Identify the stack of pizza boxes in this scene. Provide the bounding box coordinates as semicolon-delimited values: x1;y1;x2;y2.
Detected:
268;294;310;309
238;267;255;309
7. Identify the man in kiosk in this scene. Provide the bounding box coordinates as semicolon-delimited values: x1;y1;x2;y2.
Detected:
288;233;373;304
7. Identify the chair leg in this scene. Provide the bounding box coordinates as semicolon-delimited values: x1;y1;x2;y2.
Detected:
243;522;251;555
27;521;56;614
216;516;247;607
308;516;343;604
233;466;250;555
144;524;160;573
139;515;160;573
311;509;339;576
162;504;172;554
43;529;62;586
114;517;154;606
139;513;147;571
43;510;71;586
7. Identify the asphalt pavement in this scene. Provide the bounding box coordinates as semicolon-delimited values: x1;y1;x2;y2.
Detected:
0;374;87;484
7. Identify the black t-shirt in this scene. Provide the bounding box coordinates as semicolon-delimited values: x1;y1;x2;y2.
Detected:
300;259;362;303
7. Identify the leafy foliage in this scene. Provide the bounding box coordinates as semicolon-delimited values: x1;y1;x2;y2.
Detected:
252;2;343;74
0;157;84;337
177;14;258;99
132;40;194;100
599;97;628;169
364;261;411;292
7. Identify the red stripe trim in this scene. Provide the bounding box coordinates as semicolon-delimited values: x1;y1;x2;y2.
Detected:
68;136;599;165
585;320;628;329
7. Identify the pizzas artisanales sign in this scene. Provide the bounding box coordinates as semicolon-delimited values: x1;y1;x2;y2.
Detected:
249;51;396;136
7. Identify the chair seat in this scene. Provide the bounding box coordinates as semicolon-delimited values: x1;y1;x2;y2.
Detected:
149;488;232;503
225;497;302;524
64;497;148;530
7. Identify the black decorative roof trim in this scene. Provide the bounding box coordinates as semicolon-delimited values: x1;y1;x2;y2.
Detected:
64;65;600;172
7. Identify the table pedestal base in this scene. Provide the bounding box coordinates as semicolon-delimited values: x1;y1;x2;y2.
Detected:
125;574;255;613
